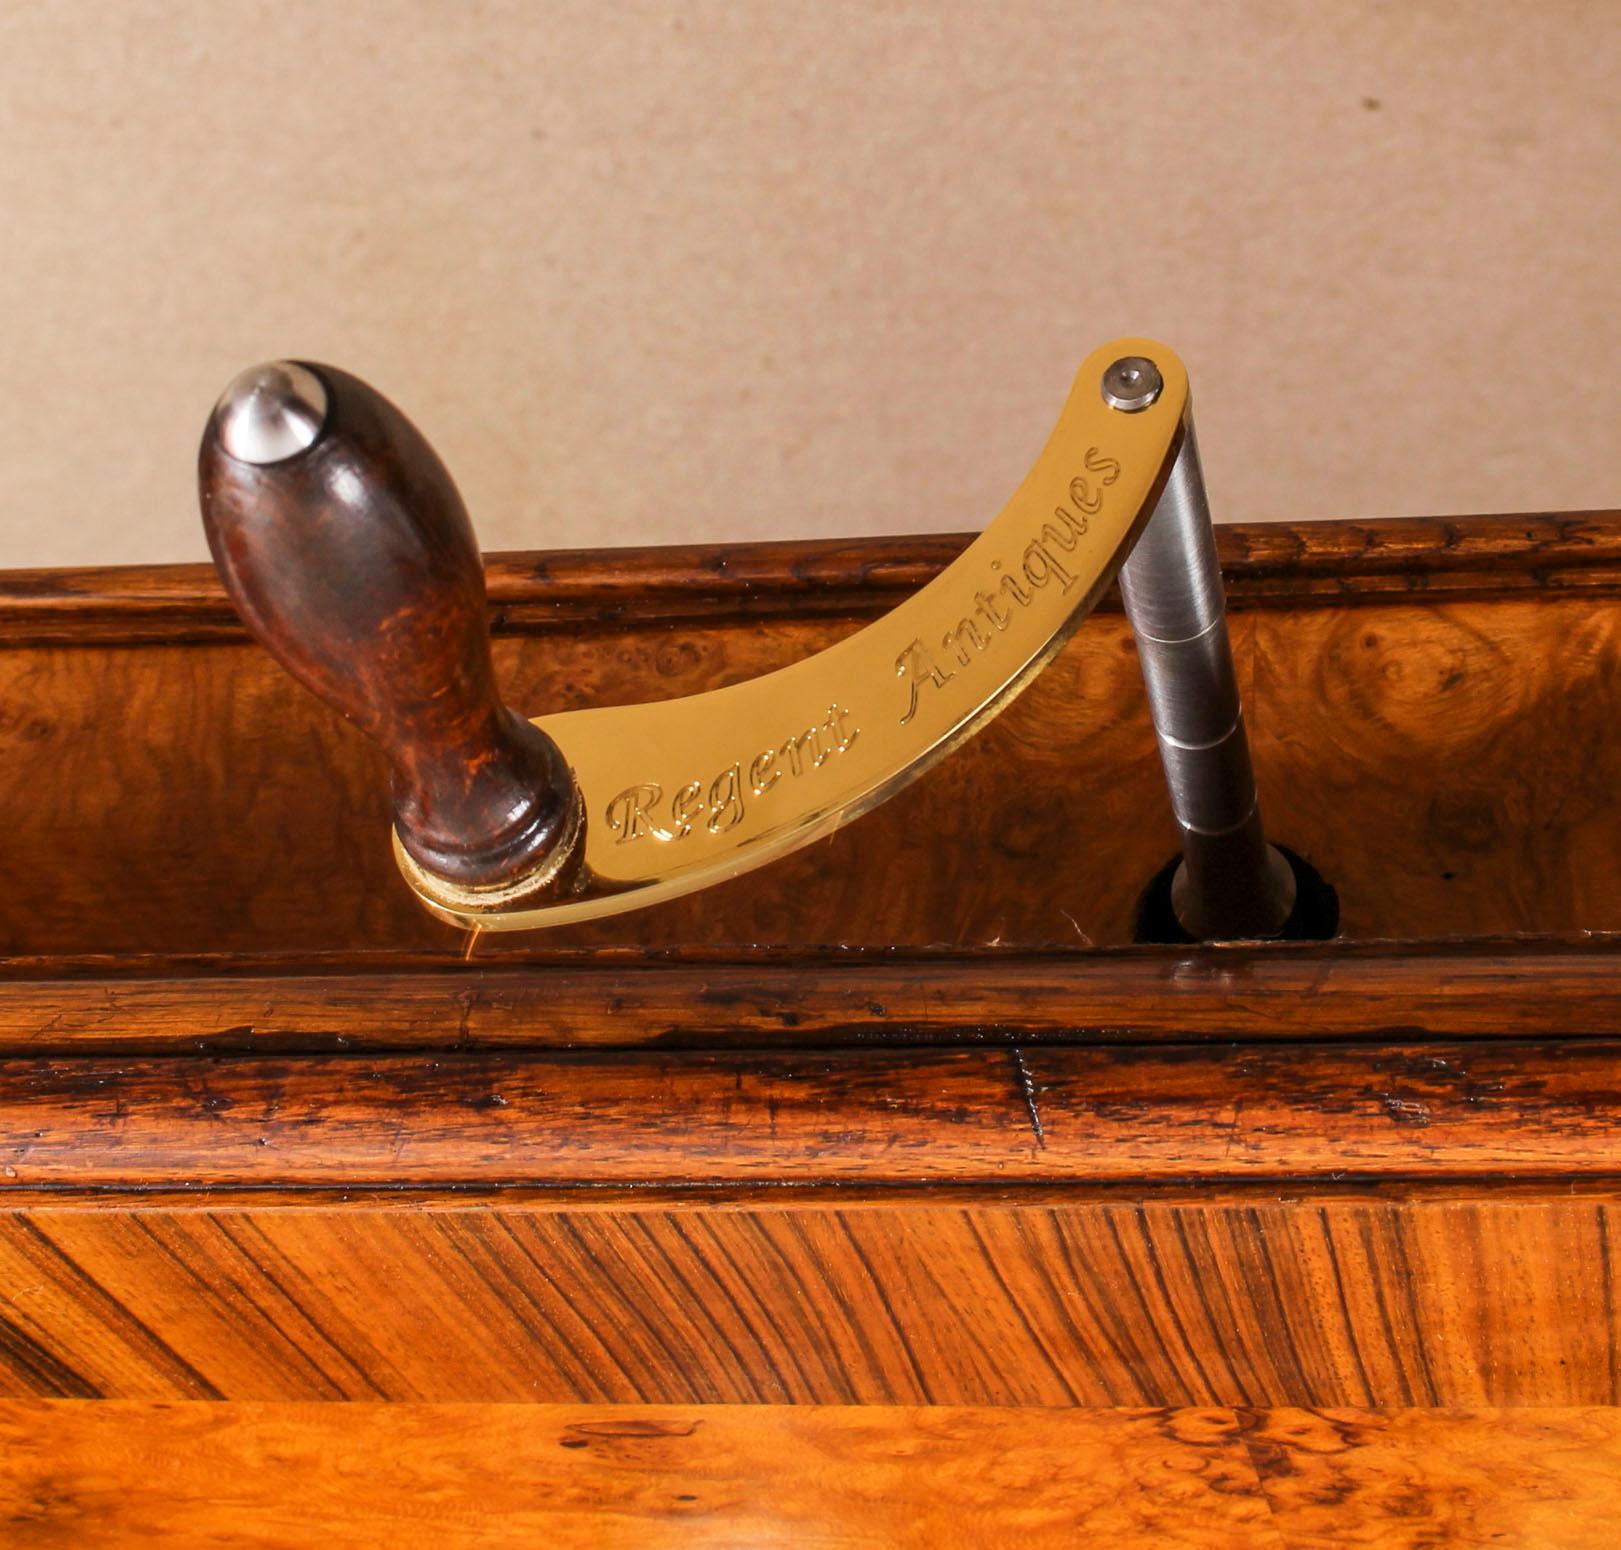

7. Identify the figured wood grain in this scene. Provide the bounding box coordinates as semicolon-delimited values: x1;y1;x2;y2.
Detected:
3;940;1621;1054
1;1190;1618;1406
4;591;1621;954
1242;1407;1621;1549
5;1401;1617;1549
6;1039;1621;1186
0;1401;1283;1549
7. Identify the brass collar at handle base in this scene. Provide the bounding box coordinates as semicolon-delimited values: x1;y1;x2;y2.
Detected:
395;785;585;913
401;337;1189;932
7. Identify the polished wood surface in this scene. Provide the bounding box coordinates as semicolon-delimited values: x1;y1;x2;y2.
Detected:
3;1402;1618;1549
200;364;576;890
4;940;1621;1054
8;1039;1621;1187
0;1401;1273;1548
2;1187;1617;1405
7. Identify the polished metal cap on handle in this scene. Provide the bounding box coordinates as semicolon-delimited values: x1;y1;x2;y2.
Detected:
213;362;328;465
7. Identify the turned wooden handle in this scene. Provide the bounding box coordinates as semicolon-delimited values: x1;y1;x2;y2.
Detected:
198;361;577;893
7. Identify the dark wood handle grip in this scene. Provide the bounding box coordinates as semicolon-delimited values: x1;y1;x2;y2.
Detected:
198;361;577;893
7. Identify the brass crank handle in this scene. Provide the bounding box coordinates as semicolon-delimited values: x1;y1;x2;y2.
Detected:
199;338;1294;938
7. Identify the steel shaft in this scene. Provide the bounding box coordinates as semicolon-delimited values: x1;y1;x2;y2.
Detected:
1117;404;1295;938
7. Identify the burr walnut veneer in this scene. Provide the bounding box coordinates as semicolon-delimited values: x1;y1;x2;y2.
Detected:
4;513;1621;1542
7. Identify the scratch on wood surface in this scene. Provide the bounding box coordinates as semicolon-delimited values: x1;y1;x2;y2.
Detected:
1009;1046;1046;1148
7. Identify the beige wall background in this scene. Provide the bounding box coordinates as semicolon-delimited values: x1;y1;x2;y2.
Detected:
0;1;1615;568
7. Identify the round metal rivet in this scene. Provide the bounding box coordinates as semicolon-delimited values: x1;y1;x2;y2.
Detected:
1101;356;1163;413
